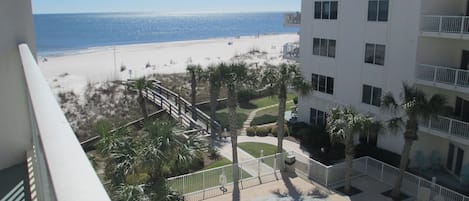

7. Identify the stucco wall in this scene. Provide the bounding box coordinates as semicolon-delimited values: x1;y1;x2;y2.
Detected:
0;0;36;170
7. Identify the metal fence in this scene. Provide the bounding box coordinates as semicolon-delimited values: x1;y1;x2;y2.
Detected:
422;15;469;34
293;151;469;201
166;153;285;201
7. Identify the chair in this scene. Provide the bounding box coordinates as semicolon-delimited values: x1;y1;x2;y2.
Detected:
430;150;441;170
415;150;425;170
417;187;431;201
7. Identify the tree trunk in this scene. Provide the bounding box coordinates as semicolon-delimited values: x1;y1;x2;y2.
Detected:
209;84;220;147
344;133;355;194
228;87;240;200
190;71;197;121
391;138;414;198
276;85;287;154
391;118;417;198
138;89;147;121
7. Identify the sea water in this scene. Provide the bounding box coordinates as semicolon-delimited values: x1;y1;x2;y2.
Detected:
34;12;298;56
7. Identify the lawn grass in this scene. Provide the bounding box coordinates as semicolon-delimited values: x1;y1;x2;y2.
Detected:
238;142;286;169
238;142;279;157
203;157;231;170
250;101;296;126
202;93;296;131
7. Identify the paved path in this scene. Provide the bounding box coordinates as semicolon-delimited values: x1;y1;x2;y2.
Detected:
240;100;293;135
215;136;311;178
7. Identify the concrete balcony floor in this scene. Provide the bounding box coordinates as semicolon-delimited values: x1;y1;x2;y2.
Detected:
0;162;30;201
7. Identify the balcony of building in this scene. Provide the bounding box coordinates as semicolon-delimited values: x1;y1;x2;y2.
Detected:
420;115;469;145
415;64;469;94
0;44;110;201
284;12;301;27
421;15;469;39
282;42;300;61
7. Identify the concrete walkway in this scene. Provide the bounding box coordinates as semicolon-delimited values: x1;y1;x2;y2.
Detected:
215;135;311;178
239;100;293;135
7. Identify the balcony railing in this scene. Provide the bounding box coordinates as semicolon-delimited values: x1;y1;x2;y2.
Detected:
283;42;300;60
18;44;110;201
284;12;301;26
416;64;469;90
420;115;469;140
421;15;469;36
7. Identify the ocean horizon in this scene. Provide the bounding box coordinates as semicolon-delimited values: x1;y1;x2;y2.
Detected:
34;12;298;56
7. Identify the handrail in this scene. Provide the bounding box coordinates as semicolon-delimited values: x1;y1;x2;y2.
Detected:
416;64;469;88
18;44;110;201
421;15;469;35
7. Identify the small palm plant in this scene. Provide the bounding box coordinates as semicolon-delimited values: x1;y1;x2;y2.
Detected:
133;77;152;121
381;83;446;198
200;65;223;147
186;64;203;121
327;107;376;195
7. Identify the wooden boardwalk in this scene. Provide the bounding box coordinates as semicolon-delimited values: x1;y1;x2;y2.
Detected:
144;81;222;136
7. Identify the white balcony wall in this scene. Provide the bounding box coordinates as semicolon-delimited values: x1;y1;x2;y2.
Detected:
0;0;36;170
418;37;469;67
421;0;467;15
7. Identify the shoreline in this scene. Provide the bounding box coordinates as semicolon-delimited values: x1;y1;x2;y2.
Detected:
38;32;298;58
39;33;299;94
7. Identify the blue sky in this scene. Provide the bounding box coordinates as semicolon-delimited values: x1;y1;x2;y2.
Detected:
32;0;301;14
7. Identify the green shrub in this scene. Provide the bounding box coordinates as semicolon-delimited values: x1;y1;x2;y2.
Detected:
271;124;289;137
256;126;271;137
293;96;298;104
246;127;256;136
250;114;277;126
237;89;257;104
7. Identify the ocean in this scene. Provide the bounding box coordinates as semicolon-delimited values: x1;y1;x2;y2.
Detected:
34;12;298;56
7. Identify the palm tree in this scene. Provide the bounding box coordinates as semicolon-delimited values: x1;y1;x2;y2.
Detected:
186;64;203;121
133;77;151;121
381;83;446;198
200;65;223;147
327;107;375;195
261;63;311;154
218;62;252;200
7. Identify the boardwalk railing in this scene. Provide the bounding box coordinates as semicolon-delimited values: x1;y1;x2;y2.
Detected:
292;152;469;201
421;15;469;35
416;64;469;89
166;153;285;201
143;81;222;135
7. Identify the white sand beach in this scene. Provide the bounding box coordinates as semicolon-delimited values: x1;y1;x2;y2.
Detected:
39;33;299;94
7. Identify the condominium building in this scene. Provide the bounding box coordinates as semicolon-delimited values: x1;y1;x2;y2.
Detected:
288;0;469;187
0;0;110;200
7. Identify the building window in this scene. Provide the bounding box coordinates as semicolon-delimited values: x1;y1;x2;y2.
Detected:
313;38;336;58
310;108;328;126
368;0;389;22
362;85;382;106
314;1;338;20
312;73;334;95
364;43;385;65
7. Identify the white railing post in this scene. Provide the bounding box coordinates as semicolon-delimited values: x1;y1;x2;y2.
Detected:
202;171;205;199
182;176;185;194
448;119;453;135
455;70;460;86
439;16;443;33
461;17;465;34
